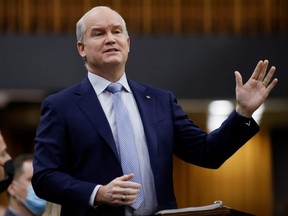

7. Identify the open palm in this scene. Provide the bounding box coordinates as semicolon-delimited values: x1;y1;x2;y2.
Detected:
235;60;278;118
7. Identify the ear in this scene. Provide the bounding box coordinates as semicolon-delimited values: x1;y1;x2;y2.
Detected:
7;182;16;196
77;41;86;58
127;37;130;52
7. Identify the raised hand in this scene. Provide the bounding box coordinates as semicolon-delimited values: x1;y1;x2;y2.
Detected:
235;60;278;118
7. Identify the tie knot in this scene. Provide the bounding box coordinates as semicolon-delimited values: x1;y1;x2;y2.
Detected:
106;83;122;94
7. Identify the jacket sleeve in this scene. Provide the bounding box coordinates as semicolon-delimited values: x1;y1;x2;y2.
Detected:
171;92;260;169
32;97;96;207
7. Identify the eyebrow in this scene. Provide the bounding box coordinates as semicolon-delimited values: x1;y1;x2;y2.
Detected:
90;24;124;31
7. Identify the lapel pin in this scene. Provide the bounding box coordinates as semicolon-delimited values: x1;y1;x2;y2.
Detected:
145;96;151;99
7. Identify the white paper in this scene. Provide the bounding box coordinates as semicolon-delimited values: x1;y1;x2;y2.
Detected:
155;200;224;215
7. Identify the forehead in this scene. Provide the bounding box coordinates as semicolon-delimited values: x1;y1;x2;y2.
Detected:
84;8;124;30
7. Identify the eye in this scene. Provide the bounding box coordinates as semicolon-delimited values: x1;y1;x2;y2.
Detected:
113;28;123;35
91;30;104;37
95;32;103;36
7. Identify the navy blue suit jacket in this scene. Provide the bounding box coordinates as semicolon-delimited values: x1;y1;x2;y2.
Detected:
32;76;259;216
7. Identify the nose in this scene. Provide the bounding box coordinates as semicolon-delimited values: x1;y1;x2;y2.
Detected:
105;32;116;44
0;152;11;167
3;152;11;163
5;153;11;161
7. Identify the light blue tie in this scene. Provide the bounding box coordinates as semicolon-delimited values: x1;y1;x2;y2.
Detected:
106;83;144;210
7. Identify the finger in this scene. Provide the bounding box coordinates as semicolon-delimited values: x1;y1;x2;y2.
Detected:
234;71;243;88
120;193;138;201
265;78;278;94
258;60;269;81
250;60;264;80
117;178;141;190
120;194;138;205
262;66;276;87
124;187;140;196
118;174;141;189
117;173;134;181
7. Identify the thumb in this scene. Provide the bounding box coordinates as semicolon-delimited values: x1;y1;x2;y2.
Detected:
119;173;134;181
234;71;243;88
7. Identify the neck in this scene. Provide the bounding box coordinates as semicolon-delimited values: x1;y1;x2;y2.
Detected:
87;64;125;82
9;198;34;216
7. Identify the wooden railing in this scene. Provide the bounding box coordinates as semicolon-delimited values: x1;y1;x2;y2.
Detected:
0;0;287;36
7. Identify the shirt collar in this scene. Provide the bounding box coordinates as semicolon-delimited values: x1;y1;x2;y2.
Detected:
87;72;131;96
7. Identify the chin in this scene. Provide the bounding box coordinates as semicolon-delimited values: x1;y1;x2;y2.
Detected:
104;58;123;65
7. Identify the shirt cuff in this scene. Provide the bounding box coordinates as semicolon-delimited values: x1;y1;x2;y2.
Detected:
89;185;102;206
235;111;256;127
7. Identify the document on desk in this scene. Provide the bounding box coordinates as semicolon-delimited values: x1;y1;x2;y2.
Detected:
155;200;224;215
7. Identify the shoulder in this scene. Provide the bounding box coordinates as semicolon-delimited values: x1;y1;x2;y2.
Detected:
43;77;91;104
128;79;173;96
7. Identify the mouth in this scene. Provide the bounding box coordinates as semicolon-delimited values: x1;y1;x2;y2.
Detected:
104;48;119;53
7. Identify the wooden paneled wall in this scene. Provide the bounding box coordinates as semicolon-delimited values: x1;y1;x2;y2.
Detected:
173;130;274;216
0;0;287;36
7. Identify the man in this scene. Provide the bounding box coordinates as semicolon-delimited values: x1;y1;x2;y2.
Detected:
5;154;46;216
32;6;278;216
0;132;14;193
0;132;14;215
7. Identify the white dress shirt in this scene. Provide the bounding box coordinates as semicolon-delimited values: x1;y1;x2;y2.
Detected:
87;72;157;215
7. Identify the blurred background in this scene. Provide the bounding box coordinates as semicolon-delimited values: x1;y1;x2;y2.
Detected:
0;0;287;215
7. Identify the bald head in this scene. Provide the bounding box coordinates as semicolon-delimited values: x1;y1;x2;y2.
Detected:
76;6;128;43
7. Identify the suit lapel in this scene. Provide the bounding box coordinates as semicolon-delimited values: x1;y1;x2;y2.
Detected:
128;80;158;169
71;78;159;168
73;77;120;161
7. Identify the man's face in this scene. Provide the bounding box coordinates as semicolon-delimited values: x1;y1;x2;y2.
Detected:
0;135;11;180
10;160;33;200
77;8;130;73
